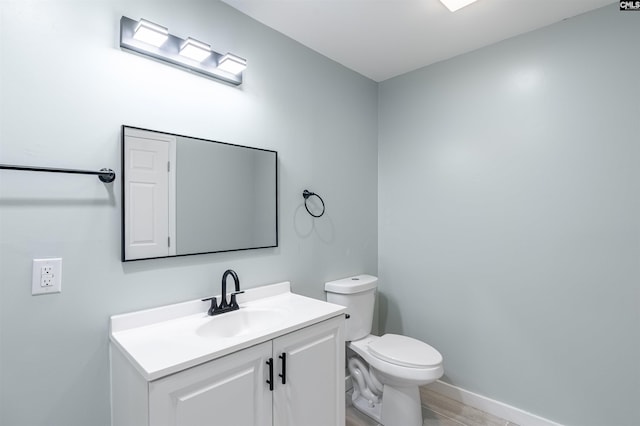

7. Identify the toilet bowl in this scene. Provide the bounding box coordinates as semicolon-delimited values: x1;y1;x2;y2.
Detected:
348;334;443;426
325;275;444;426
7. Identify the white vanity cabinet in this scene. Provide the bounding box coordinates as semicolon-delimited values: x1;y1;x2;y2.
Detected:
111;314;345;426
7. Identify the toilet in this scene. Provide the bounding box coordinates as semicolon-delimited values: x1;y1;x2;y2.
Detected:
325;275;443;426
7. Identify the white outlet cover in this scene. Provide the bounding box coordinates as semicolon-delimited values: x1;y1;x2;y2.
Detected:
32;258;62;295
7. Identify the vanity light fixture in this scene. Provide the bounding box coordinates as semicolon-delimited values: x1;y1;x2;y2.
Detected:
120;16;245;86
179;37;212;62
217;53;247;75
439;0;479;12
132;19;169;47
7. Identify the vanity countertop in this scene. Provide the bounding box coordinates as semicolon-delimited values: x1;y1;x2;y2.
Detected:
109;281;346;381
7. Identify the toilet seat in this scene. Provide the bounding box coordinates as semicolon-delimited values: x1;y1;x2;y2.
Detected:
368;334;442;368
348;334;444;387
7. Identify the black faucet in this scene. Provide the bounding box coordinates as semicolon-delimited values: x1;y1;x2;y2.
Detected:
202;269;245;316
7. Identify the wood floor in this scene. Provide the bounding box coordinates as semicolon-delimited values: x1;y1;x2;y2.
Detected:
346;386;519;426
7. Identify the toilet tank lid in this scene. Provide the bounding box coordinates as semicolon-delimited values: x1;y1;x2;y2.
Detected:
325;274;378;294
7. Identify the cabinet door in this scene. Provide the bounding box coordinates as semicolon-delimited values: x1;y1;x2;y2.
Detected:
149;342;272;426
272;316;345;426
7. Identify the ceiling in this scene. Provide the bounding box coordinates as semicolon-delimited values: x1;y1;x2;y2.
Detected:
221;0;616;82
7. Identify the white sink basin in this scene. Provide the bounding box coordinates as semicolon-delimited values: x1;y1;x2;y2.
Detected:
109;281;346;380
195;307;287;339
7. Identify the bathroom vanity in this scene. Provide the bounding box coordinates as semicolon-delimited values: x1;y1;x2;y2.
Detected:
110;282;346;426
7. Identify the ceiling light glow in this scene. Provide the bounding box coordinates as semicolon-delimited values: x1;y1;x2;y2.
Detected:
179;37;212;62
439;0;479;12
217;53;247;75
133;19;169;47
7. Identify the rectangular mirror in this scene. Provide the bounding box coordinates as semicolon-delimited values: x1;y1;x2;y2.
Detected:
122;126;278;261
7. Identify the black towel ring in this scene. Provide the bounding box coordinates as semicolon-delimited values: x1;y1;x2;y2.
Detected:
302;189;325;218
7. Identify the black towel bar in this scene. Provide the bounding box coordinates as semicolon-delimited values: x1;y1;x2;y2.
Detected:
0;164;115;183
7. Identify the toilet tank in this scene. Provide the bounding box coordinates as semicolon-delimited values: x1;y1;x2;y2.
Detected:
325;275;377;341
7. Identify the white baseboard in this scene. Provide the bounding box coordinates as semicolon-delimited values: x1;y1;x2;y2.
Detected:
427;380;564;426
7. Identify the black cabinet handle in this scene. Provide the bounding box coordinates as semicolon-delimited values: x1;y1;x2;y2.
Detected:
278;353;286;385
266;358;274;391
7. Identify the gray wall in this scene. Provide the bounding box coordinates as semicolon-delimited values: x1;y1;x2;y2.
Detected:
378;5;639;426
0;1;377;425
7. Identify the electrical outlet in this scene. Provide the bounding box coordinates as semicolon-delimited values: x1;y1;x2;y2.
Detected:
32;258;62;295
41;275;53;287
40;265;54;287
